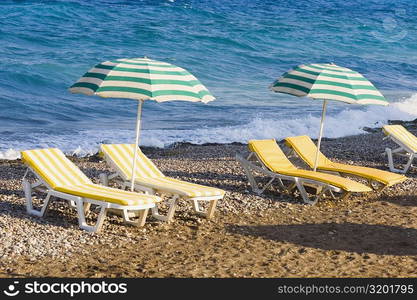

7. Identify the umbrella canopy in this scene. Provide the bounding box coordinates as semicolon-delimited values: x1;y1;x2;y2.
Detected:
270;63;388;171
270;63;388;105
69;57;215;103
69;57;215;190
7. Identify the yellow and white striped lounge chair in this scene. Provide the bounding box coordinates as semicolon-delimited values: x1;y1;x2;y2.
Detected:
382;124;417;173
236;139;372;204
284;135;406;190
21;148;161;232
99;144;225;222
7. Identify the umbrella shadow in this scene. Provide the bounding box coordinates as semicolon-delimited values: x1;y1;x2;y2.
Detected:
226;222;417;256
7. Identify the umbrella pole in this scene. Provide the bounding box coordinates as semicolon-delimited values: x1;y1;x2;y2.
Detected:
130;100;144;191
313;99;327;171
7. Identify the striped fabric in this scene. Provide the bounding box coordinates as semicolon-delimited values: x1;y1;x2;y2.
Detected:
383;125;417;153
270;63;388;105
248;139;371;192
69;57;215;103
100;144;225;198
285;135;406;186
101;144;163;179
21;148;91;189
21;148;160;206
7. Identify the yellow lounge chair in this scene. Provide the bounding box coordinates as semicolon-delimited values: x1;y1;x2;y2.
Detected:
382;124;417;173
99;144;225;222
236;139;372;204
284;135;406;190
21;148;161;232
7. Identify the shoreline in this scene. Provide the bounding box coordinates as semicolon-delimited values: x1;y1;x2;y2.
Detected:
0;130;416;277
0;127;398;163
2;117;417;162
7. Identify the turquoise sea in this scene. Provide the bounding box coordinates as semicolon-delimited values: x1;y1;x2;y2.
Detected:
1;0;417;158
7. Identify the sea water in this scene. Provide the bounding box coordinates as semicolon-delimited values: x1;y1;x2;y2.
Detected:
1;0;417;159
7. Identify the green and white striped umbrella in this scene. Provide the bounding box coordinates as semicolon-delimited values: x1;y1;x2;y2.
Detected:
270;63;388;171
271;63;388;105
69;57;215;190
69;57;215;103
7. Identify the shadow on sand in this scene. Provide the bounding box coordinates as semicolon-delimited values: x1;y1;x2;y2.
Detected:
226;222;417;255
379;194;417;207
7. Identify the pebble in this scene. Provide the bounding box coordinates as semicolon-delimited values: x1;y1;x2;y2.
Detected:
0;132;416;264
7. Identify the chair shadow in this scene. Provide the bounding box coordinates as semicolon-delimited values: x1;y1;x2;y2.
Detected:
0;197;79;229
0;188;24;196
378;194;417;207
226;222;417;256
0;197;135;233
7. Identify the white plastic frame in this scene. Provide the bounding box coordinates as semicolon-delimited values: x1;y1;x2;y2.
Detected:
22;168;155;232
99;155;222;222
383;134;416;174
235;152;349;205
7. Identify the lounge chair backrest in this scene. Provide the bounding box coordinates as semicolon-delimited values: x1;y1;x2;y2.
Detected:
100;144;164;179
285;135;332;168
21;148;92;189
248;139;297;172
383;125;417;153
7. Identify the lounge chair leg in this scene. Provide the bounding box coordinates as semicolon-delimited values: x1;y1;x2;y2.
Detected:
137;209;148;227
242;164;275;194
369;180;385;191
192;199;218;219
192;200;201;213
122;208;149;227
277;178;286;191
295;180;318;205
286;182;298;193
23;179;52;217
165;196;178;222
23;179;34;214
237;155;262;194
386;148;398;173
151;205;161;218
386;148;414;173
151;195;179;222
83;202;91;215
76;199;107;232
99;173;109;186
206;200;218;219
403;153;414;173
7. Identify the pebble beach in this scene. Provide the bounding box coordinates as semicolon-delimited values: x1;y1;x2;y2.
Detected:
0;131;416;278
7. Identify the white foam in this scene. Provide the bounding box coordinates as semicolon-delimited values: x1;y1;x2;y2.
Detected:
2;93;417;160
0;149;21;160
138;93;417;144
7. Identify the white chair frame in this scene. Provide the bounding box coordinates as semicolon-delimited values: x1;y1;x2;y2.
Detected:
22;167;155;232
236;152;349;205
383;134;417;174
285;147;386;192
99;157;221;222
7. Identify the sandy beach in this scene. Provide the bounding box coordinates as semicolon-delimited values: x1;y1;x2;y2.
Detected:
0;130;416;278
